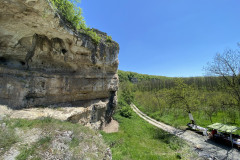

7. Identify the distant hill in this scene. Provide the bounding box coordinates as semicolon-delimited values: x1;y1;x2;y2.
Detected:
118;70;171;82
118;70;221;90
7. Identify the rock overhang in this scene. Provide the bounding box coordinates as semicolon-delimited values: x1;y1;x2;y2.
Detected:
0;0;119;129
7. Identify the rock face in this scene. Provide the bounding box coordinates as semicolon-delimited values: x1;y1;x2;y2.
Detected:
0;0;119;129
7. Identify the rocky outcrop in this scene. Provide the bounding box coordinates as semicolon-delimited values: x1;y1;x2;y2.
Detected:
0;0;119;129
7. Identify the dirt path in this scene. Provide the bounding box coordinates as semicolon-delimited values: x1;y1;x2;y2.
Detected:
131;104;240;160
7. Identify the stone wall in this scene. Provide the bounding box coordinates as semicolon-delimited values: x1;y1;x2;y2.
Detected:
0;0;119;129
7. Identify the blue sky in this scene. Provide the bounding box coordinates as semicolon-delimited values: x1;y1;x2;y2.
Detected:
81;0;240;77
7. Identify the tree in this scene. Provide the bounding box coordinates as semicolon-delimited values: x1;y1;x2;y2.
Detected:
120;82;134;105
168;79;199;116
200;92;220;123
205;49;240;111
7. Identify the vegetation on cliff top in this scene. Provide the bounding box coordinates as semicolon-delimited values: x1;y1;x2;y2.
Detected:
49;0;86;29
49;0;112;44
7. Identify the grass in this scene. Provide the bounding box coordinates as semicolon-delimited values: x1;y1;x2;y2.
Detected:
3;117;90;134
69;137;80;148
0;123;18;155
16;146;36;160
16;136;52;160
101;109;196;160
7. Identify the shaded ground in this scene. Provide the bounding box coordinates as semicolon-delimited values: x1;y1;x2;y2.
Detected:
131;104;240;160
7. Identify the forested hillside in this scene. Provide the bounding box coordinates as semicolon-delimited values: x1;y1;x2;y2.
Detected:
118;51;240;132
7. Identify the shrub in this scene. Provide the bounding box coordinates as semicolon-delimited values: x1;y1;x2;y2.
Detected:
122;88;134;105
50;0;86;30
120;106;133;118
106;35;112;43
49;0;102;44
86;29;101;44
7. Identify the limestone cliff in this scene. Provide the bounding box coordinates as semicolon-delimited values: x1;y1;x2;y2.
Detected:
0;0;119;129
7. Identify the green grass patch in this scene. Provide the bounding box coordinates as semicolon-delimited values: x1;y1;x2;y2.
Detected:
0;124;18;155
101;111;195;160
69;137;80;148
3;117;57;130
16;146;35;160
16;136;52;160
3;117;88;133
37;136;52;149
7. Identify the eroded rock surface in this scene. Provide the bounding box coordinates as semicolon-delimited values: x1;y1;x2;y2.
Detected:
0;0;119;129
0;120;112;160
